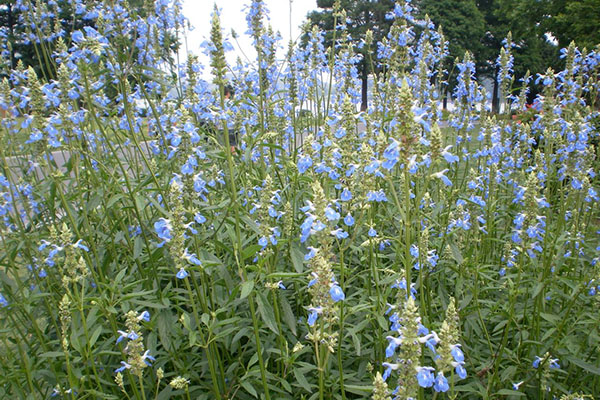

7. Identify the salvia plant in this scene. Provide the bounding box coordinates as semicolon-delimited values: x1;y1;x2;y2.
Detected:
0;0;599;399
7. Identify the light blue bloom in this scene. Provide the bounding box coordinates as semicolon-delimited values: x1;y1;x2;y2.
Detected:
382;362;399;381
305;247;318;261
324;206;340;221
432;169;452;187
433;372;449;392
0;293;7;308
297;155;312;173
138;311;150;322
416;367;435;388
455;363;467;379
344;213;354;226
154;218;172;242
385;336;403;358
329;285;345;302
331;228;349;239
307;307;322;326
258;236;269;248
115;361;131;373
451;344;464;363
340;188;352;201
176;268;189;279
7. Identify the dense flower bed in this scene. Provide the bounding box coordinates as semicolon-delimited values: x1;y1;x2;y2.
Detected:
0;0;599;399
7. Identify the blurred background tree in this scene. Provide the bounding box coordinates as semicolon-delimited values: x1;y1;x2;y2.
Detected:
0;0;179;79
306;0;396;111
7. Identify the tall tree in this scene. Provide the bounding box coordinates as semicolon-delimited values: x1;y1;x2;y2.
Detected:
416;0;485;63
306;0;396;110
414;0;485;107
545;0;600;49
493;0;561;104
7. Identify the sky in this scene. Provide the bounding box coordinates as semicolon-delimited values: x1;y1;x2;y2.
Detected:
178;0;317;77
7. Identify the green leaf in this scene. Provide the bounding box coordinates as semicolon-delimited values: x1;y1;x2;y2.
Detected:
133;236;143;261
449;241;464;264
350;331;361;356
39;352;64;358
89;326;102;348
240;280;254;300
255;292;279;334
293;368;312;392
84;390;119;399
291;244;305;273
157;311;173;350
565;355;600;375
107;194;124;209
279;293;297;336
494;389;526;396
345;385;372;395
240;379;258;398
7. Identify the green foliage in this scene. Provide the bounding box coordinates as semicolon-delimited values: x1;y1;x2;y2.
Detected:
417;0;485;62
545;0;600;49
0;1;599;400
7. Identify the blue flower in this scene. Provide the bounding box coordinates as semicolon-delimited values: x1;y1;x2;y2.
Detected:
433;372;449;392
340;188;352;201
441;146;459;164
344;213;354;226
0;293;7;308
432;169;452;187
368;227;377;237
258;236;269;248
116;330;129;344
410;244;419;258
72;30;85;43
451;345;464;363
324;206;340;221
141;350;155;366
184;249;202;266
115;361;131;373
195;213;207;224
72;239;89;252
382;362;399;381
455;363;467;379
305;247;318;261
307;307;322;326
176;268;189;279
416;367;435;388
297;155;313;173
385;336;403;358
154;218;172;242
329;285;345;302
137;311;150;322
331;228;349;239
532;356;543;368
512;381;524;391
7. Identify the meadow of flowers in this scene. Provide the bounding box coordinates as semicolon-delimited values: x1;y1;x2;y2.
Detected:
0;0;599;399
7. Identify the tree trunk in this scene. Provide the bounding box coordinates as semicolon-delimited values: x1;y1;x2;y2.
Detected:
443;89;448;110
7;3;15;70
361;68;368;111
492;66;500;114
